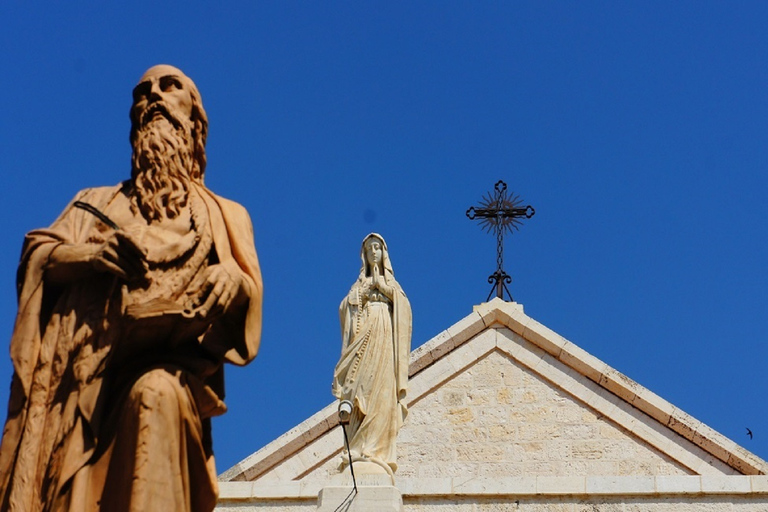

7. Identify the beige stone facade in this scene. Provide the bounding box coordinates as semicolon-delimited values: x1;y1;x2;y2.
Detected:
217;299;768;510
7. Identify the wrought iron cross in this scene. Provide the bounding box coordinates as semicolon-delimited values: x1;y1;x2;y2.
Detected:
466;180;535;302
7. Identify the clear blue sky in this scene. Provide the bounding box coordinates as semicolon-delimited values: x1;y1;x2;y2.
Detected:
1;2;767;472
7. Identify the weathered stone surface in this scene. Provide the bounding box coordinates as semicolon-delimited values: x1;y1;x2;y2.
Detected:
317;486;403;512
402;497;768;511
398;350;692;479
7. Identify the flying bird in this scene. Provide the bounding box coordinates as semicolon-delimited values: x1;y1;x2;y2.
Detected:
746;428;753;440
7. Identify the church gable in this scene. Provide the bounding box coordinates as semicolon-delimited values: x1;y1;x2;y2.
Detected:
221;300;767;485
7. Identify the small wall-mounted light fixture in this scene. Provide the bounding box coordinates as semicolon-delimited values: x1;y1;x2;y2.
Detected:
338;400;353;425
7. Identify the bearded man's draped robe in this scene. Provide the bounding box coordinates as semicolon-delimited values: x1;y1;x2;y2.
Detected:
0;182;262;512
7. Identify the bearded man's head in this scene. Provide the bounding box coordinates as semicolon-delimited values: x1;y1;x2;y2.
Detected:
129;65;209;221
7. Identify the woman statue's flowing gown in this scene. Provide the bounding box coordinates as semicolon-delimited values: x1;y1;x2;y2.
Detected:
336;296;400;471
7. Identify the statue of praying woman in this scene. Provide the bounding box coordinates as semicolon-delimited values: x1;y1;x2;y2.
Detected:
332;233;412;477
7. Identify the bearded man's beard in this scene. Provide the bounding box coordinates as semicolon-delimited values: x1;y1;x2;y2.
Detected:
131;108;196;222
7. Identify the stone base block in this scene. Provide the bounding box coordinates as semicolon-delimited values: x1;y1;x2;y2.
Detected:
317;485;403;512
327;471;394;487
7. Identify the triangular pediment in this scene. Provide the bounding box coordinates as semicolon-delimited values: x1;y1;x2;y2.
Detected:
221;299;768;485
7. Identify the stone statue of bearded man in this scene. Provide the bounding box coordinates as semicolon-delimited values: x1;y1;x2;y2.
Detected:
0;65;263;512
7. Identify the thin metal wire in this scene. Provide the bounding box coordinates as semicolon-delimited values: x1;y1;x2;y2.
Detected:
332;424;358;512
343;425;358;493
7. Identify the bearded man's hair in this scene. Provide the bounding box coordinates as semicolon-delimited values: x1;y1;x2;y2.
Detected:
130;112;195;221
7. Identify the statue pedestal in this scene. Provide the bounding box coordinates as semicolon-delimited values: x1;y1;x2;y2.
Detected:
317;472;403;512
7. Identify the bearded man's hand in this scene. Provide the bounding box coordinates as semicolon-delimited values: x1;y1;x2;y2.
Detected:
191;261;247;319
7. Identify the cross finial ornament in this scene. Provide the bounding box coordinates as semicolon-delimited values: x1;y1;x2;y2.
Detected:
466;180;535;302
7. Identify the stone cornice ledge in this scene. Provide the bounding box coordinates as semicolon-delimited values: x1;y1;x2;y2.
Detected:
218;476;768;501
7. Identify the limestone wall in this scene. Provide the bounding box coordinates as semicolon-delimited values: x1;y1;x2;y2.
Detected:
216;476;768;511
403;497;768;511
397;349;697;479
217;496;768;511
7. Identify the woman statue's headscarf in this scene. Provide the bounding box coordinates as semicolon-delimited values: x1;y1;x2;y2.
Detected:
358;233;395;281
